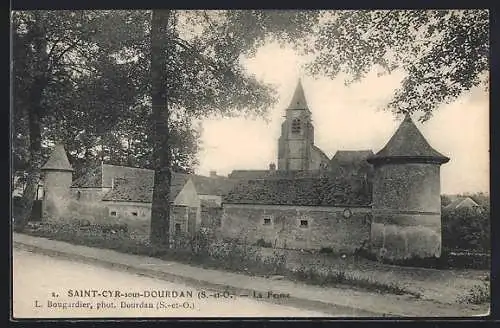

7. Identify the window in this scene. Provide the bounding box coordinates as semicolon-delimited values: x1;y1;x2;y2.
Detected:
175;223;181;234
291;118;301;134
131;212;138;216
263;215;273;226
300;220;308;228
76;191;81;200
110;211;117;216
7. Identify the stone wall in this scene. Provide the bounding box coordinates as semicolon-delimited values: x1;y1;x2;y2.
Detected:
42;171;73;220
371;163;442;260
222;204;371;253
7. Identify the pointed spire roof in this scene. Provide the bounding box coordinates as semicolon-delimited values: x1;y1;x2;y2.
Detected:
287;79;309;110
367;114;450;165
41;144;73;171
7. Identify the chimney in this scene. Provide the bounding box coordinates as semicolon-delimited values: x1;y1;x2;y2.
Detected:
210;170;217;177
269;163;276;171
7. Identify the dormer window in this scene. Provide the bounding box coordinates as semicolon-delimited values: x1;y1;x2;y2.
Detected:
291;118;301;134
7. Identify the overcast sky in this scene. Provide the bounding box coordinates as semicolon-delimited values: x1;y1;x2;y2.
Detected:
195;42;489;195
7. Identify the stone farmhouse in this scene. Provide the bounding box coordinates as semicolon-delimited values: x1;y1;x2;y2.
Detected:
39;80;450;260
40;151;237;240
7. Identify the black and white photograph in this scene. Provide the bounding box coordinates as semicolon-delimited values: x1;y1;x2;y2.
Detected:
11;9;490;318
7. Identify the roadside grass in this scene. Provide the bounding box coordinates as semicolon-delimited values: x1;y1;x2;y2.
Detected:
22;221;423;298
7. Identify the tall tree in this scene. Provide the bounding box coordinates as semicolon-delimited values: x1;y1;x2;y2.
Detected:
147;10;320;245
11;10;146;230
149;10;172;246
306;10;489;121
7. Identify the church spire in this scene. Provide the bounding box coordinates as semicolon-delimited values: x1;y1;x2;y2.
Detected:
287;79;308;110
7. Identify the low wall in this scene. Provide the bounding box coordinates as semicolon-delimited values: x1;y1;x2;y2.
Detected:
222;204;371;254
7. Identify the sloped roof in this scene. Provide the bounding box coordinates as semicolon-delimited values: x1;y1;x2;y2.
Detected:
287;79;309;110
228;170;272;180
312;145;330;162
102;170;190;203
71;163;102;188
368;115;449;165
191;175;239;196
223;177;371;207
71;163;158;189
41;144;73;171
444;197;481;211
228;169;331;180
331;150;374;165
200;199;221;208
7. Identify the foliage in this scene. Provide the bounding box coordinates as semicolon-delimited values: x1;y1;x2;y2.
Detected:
22;222;421;297
307;10;489;121
442;206;490;252
457;279;490;305
289;265;421;298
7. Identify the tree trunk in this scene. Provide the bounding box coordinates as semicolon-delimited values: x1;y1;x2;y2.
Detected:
14;16;48;232
150;10;172;247
14;93;44;231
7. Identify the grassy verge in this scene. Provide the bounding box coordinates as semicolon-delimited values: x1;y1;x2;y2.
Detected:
22;221;421;298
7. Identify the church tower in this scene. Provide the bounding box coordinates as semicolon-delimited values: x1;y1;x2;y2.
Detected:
277;80;315;171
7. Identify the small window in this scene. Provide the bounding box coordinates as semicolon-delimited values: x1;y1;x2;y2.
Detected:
291;118;301;134
263;218;271;225
76;191;81;200
110;211;117;216
300;219;308;228
131;212;138;216
175;223;181;234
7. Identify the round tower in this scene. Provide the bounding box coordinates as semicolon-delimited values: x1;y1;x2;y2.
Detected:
367;115;449;260
40;144;74;220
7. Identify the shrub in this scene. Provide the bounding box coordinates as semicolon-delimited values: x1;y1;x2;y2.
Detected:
457;280;490;305
442;206;490;253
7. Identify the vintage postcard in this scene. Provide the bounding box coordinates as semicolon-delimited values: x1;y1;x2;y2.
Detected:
11;9;490;319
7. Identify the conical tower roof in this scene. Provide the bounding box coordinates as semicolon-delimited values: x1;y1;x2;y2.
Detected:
287;79;309;110
41;144;74;171
367;114;450;165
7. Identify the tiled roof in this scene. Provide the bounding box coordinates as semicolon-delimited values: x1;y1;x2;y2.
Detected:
200;199;221;208
228;169;331;180
71;163;102;188
330;150;374;165
368;115;450;164
191;175;239;196
101;169;190;203
223;177;372;207
41;144;73;171
228;170;272;180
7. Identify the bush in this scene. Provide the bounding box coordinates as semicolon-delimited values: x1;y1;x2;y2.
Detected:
22;222;420;298
457;280;490;305
287;265;421;298
442;207;490;253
